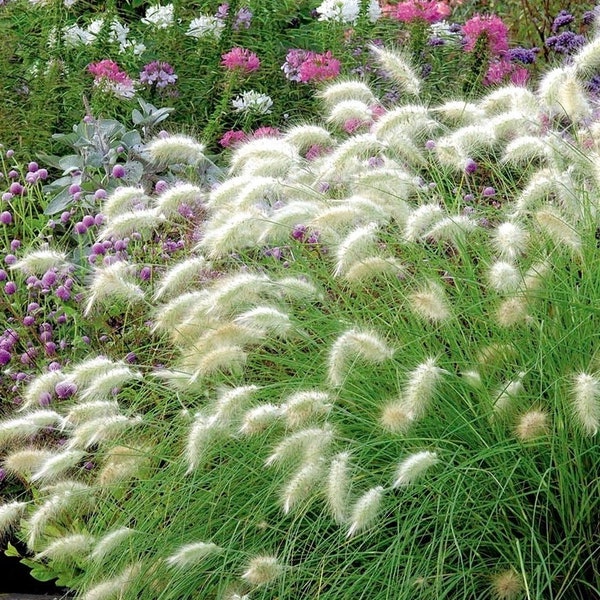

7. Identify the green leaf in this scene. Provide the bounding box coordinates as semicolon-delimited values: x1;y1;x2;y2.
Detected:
5;542;21;557
58;154;83;174
121;130;142;149
44;188;73;215
131;109;144;125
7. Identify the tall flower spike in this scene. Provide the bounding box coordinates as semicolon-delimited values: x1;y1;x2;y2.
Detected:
327;329;394;387
392;450;438;488
346;486;385;537
571;372;600;436
369;45;420;95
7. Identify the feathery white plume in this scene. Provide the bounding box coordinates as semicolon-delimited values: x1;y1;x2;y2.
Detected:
392;450;438;487
326;451;352;523
165;541;221;569
35;533;95;561
90;527;135;562
571;372;600;436
242;555;282;586
281;459;324;514
346;486;384;537
146;134;206;165
327;328;394;387
10;248;69;275
369;45;420;95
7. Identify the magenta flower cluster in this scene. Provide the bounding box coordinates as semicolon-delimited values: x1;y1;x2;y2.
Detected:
282;49;341;83
221;47;261;73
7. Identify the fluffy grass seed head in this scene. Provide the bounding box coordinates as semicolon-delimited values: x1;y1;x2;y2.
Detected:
283;124;334;152
82;563;140;600
90;527;136;562
343;256;405;286
490;568;524;600
265;425;334;466
326;99;372;126
155;183;204;217
146;134;206;166
514;410;549;441
392;450;439;488
380;400;415;434
68;356;119;387
228;138;299;176
98;208;163;241
97;445;150;486
21;370;65;410
102;186;149;220
242;555;283;587
165;541;221;569
327;328;394;387
63;401;121;428
213;385;259;422
409;281;451;323
488;261;522;293
404;204;445;242
66;415;142;450
31;449;87;482
326;451;352;524
153;256;212;301
0;501;28;538
333;221;379;277
369;44;420;95
239;404;283;435
492;222;530;260
535;208;582;254
233;306;293;338
346;485;385;538
2;449;54;478
573;35;600;77
402;357;446;420
496;297;530;327
571;372;600;436
492;373;525;416
282;458;325;514
79;366;142;402
185;414;229;473
319;79;376;109
84;261;144;316
281;390;332;428
35;533;95;561
10;248;69;275
431;100;486;125
502;136;550;166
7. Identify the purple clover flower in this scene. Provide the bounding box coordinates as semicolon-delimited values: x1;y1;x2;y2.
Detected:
55;381;77;399
140;61;178;89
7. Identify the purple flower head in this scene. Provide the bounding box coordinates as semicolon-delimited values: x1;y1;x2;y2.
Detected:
55;380;77;400
508;47;538;65
291;224;308;241
4;281;16;295
0;211;12;224
39;391;52;407
28;161;39;172
234;6;253;30
0;348;10;365
112;164;126;179
482;186;496;197
583;10;598;26
545;31;585;54
216;3;229;19
140;61;178;89
551;9;574;33
464;159;478;174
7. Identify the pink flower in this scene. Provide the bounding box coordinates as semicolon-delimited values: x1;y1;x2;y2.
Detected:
462;14;509;55
484;58;530;86
87;59;135;98
251;126;281;139
219;129;247;148
395;0;451;24
221;47;261;73
298;50;341;83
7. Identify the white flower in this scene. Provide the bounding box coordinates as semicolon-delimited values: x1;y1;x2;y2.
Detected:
62;24;95;47
232;91;273;115
186;15;225;39
316;0;380;24
87;18;104;36
141;4;174;28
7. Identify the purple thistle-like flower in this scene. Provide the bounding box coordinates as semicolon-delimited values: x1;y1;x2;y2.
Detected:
0;211;12;224
112;164;126;179
0;348;10;365
545;31;585;54
551;9;574;33
482;186;496;197
583;10;598;26
234;7;253;30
